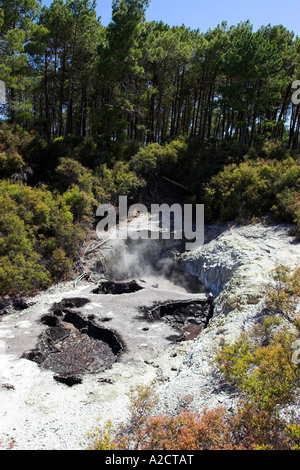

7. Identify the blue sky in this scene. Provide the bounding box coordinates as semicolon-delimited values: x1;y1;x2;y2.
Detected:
42;0;300;36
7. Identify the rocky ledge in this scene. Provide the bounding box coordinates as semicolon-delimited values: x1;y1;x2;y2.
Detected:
160;222;300;414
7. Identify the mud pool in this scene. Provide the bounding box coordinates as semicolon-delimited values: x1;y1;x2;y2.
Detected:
19;275;212;387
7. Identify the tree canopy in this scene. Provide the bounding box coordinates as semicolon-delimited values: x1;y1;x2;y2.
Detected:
0;0;299;150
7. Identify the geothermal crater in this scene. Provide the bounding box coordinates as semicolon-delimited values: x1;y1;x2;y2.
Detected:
20;223;212;387
1;221;299;450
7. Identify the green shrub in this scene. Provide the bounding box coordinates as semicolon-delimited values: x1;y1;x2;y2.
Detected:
129;139;186;180
62;185;96;223
95;161;145;204
0;123;31;155
203;159;275;221
265;264;300;328
0;253;51;296
0;152;25;178
203;155;300;230
55;157;95;192
261;139;290;160
0;180;83;295
48;248;73;281
215;317;300;409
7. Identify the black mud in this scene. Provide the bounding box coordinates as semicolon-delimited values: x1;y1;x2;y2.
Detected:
22;299;123;386
92;280;144;295
141;297;214;342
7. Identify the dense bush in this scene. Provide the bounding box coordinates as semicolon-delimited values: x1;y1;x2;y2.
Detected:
0;181;84;295
0;124;32;156
0;124;34;180
129;139;186;181
95;161;145;204
215;317;300;409
0;152;25;178
203;154;300;231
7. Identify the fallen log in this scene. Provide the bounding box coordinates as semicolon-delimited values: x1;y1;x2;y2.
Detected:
162;176;189;191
